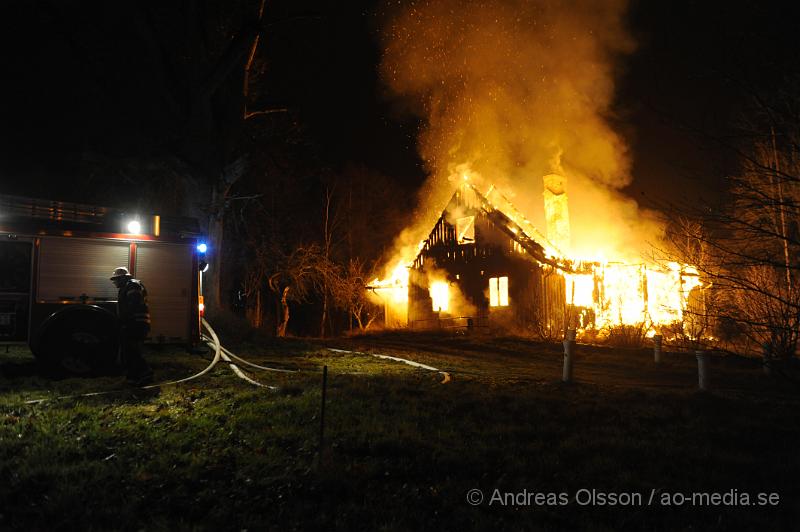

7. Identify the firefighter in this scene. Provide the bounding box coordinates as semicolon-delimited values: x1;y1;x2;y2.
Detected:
110;267;153;385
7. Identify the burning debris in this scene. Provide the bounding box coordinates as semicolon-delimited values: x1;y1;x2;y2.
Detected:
368;262;409;328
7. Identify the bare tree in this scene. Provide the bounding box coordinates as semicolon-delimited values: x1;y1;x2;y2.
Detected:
662;99;800;357
266;244;332;337
330;258;378;332
656;217;714;347
319;184;344;337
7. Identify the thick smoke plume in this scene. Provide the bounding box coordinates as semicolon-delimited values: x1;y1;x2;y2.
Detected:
379;0;662;265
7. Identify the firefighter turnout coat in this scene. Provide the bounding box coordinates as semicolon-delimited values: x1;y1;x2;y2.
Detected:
117;279;151;337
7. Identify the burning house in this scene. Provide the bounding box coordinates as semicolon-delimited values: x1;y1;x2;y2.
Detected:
407;182;569;334
369;0;708;338
371;176;701;338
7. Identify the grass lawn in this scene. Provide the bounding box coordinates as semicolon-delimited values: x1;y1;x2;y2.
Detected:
1;332;799;531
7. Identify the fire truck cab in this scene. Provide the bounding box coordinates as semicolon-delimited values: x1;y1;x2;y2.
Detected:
0;194;203;373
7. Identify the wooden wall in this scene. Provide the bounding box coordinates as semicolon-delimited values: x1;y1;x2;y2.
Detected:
409;192;566;336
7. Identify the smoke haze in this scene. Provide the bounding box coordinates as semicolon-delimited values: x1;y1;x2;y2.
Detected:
378;0;663;264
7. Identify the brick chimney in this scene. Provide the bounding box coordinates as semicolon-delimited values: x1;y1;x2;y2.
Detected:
543;173;571;253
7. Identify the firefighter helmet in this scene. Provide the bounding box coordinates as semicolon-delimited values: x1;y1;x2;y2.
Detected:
110;267;132;280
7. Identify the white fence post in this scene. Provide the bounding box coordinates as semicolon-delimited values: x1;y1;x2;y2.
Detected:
762;342;772;377
653;334;663;364
562;330;576;383
696;350;709;391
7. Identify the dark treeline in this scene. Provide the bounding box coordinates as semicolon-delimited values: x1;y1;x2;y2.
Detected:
0;1;418;336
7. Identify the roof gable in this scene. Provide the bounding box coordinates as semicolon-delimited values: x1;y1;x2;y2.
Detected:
415;183;571;271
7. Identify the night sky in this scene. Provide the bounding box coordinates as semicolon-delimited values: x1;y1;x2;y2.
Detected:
0;0;797;208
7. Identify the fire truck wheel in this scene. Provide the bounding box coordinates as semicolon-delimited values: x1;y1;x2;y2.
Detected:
30;305;119;375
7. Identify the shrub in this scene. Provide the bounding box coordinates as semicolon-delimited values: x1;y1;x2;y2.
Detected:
602;322;649;349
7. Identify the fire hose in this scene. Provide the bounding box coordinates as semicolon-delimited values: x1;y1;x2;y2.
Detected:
326;348;451;384
24;318;285;404
22;320;449;405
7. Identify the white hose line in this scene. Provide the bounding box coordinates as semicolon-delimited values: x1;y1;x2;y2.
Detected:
326;348;452;384
22;322;447;405
220;350;278;390
156;317;223;386
198;325;278;389
25;319;225;404
223;347;299;374
199;334;298;373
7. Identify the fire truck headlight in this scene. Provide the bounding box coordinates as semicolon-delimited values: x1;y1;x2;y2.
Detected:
127;220;141;234
197;243;208;253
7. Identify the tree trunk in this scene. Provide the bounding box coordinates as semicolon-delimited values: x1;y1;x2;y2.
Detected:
277;286;290;337
320;185;333;339
204;157;249;313
255;287;262;329
205;203;224;312
320;292;328;338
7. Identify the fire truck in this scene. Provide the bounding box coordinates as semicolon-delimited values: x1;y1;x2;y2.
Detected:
0;194;205;373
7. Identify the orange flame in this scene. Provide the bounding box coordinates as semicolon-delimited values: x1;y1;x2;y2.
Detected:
372;180;702;336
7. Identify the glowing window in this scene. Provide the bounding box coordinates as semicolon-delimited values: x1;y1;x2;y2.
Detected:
456;216;475;244
430;281;449;312
489;276;509;307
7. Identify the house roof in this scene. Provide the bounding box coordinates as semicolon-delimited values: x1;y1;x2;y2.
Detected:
415;183;574;272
